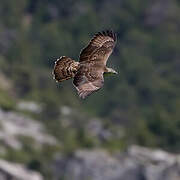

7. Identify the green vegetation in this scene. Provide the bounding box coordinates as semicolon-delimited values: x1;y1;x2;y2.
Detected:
0;0;180;178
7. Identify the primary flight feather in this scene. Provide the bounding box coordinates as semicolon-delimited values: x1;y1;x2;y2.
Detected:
53;30;117;99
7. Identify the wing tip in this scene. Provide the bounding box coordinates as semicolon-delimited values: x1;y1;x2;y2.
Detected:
78;90;91;99
95;30;117;41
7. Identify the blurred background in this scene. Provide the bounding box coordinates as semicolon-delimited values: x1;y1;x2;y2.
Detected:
0;0;180;179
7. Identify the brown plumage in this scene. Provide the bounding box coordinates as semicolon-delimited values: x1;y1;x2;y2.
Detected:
53;30;117;99
53;56;79;82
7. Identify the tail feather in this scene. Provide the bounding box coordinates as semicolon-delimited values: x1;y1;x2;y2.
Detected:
53;56;79;82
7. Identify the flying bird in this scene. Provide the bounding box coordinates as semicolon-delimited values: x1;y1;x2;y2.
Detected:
53;30;117;99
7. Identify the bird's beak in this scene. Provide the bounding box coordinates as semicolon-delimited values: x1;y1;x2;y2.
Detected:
113;70;118;74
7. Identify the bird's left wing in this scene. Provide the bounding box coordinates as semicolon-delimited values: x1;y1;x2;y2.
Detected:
79;30;116;65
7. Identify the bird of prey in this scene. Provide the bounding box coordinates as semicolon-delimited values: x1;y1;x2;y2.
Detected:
53;30;117;99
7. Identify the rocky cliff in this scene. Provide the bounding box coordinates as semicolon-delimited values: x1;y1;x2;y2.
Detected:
0;159;43;180
53;146;180;180
0;107;179;180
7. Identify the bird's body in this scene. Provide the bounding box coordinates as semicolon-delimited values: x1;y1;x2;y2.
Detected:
53;30;117;99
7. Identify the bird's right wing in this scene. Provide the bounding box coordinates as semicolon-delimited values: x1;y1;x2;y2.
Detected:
73;66;104;99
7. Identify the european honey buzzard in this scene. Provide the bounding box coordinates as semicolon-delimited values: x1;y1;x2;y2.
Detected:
53;30;117;99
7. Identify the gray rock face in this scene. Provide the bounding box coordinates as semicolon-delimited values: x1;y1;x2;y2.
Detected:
17;101;42;114
53;146;180;180
0;108;57;149
0;159;43;180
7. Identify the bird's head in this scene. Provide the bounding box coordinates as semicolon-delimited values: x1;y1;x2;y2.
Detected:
104;67;118;76
109;68;118;74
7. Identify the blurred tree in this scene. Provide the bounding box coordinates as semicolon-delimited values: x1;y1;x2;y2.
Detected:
0;2;179;176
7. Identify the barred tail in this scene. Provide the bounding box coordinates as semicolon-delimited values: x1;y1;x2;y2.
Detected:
53;56;80;82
